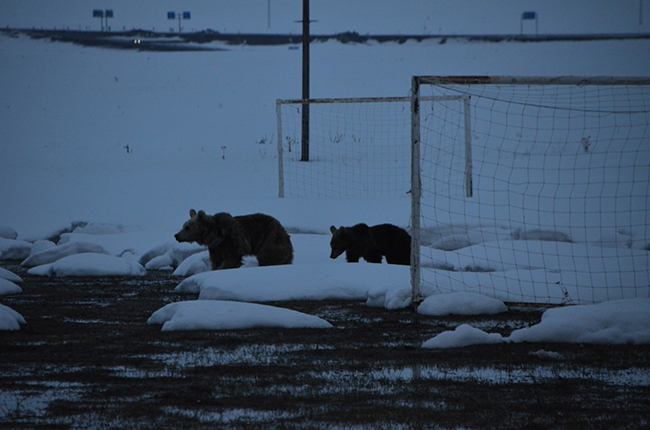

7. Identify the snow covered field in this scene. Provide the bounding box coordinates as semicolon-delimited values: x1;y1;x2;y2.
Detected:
1;30;649;345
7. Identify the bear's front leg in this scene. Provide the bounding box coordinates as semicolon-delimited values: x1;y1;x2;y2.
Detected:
345;251;361;263
217;258;244;270
208;248;223;271
364;249;383;264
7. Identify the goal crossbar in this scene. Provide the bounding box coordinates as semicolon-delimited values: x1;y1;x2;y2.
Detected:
415;76;650;86
276;95;462;106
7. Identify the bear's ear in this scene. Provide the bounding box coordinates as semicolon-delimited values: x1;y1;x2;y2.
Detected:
198;210;207;219
339;227;349;236
329;225;337;235
189;209;197;218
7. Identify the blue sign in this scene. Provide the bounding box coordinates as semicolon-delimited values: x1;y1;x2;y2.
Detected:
105;10;113;18
522;11;537;20
182;11;191;20
167;11;176;19
93;9;104;18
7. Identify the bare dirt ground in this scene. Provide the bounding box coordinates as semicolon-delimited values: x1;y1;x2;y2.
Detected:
1;261;649;430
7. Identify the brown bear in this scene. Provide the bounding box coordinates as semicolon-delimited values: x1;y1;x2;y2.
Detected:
175;209;294;270
329;223;411;265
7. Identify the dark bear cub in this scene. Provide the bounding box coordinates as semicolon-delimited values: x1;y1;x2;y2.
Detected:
329;223;411;265
175;209;293;270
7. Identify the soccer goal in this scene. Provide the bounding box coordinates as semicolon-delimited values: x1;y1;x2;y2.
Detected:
410;76;650;305
276;96;466;198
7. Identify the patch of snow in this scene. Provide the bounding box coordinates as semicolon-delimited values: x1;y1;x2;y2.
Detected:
0;303;26;330
529;350;564;360
508;298;650;345
27;253;146;277
147;300;333;331
28;239;57;256
139;241;206;270
511;228;571;243
422;298;650;348
0;237;31;261
418;292;508;316
422;324;505;349
367;287;412;309
173;250;211;277
21;241;109;268
0;225;18;240
0;277;22;295
0;267;22;283
176;263;409;303
71;222;140;236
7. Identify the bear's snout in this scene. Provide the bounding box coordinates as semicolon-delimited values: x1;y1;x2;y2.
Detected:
330;248;343;259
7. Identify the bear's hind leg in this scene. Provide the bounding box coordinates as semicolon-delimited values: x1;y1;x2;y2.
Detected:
256;245;293;266
385;253;410;265
255;232;294;266
217;258;244;270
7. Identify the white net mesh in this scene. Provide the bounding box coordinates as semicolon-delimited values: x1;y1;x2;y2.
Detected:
277;98;412;198
413;77;650;304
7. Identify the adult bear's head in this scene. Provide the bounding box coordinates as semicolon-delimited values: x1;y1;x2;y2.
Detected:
174;209;211;245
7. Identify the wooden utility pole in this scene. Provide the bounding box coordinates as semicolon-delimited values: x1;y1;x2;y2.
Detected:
300;0;310;161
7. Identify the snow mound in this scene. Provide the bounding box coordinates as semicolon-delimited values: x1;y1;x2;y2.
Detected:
56;227;174;263
366;287;412;309
418;292;507;316
147;300;334;331
422;298;650;348
0;224;18;240
173;250;211;277
0;277;22;295
21;241;109;267
422;324;504;349
176;263;409;303
29;239;57;256
509;298;650;345
420;241;650;304
28;253;146;277
0;267;22;283
71;222;140;235
511;228;571;243
0;237;31;261
0;304;26;330
139;241;206;271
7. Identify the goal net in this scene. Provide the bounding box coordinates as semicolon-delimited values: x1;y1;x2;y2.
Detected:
276;97;415;198
410;76;650;305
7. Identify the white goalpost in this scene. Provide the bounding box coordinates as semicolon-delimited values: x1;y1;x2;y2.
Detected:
276;77;649;306
410;76;650;305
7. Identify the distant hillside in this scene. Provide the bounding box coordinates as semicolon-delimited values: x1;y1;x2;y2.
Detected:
3;27;650;51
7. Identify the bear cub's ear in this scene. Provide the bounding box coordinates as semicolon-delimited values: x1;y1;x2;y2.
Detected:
190;209;197;217
198;210;207;219
330;225;338;234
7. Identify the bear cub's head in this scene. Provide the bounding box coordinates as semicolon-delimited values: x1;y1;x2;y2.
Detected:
329;225;351;259
175;209;209;245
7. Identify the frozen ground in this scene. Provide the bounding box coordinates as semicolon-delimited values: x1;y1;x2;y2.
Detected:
1;265;649;429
